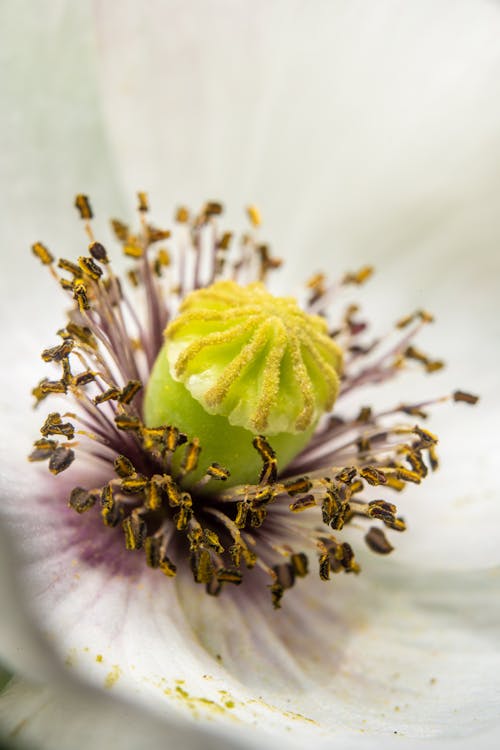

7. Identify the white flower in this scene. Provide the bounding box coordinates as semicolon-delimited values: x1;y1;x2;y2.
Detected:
1;2;500;749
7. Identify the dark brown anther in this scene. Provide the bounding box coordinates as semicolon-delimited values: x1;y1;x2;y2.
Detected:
118;380;142;405
339;542;359;573
360;466;387;486
181;438;201;475
395;467;421;484
94;387;121;405
58;258;82;277
114;414;141;431
193;549;214;584
216;568;243;585
101;484;123;527
122;510;147;551
121;474;148;494
283;476;312;496
270;582;285;609
74;371;95;387
28;438;57;462
453;390;479;405
251;486;274;508
40;379;67;396
335;467;358;484
66;323;98;350
48;446;75;474
218;232;233;250
413;425;438;448
163;476;182;507
203;201;223;217
253;435;278;484
144;536;177;576
249;508;267;528
137;192;149;212
144;478;162;511
342;265;374;285
291;552;309;577
40;412;75;440
428;445;439;471
356;406;372;423
289;494;316;512
321;488;349;530
114;455;135;478
163;425;188;453
144;536;162;568
404;345;444;373
75;194;93;220
318;553;330;581
73;281;90;312
69;487;98;514
32;380;50;405
206;463;230;481
147;225;171;243
89;242;108;263
274;563;295;590
357;436;371;454
234;502;249;529
365;527;394;555
31;242;54;265
61;357;72;384
41;339;74;363
204;529;224;553
78;256;103;281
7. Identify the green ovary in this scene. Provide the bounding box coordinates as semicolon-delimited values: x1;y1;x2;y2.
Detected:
144;344;316;490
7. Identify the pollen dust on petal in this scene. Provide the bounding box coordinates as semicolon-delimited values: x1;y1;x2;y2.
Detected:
104;664;122;688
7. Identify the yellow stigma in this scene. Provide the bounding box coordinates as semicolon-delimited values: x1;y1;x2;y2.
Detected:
164;280;343;435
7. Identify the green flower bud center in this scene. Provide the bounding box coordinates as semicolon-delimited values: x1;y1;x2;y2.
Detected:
144;280;342;489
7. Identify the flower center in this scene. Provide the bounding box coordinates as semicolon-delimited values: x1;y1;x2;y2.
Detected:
27;193;478;607
144;279;342;489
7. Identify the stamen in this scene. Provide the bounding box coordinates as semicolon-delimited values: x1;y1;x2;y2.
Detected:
27;194;477;607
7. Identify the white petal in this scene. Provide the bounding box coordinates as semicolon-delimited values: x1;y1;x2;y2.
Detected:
0;677;253;750
2;463;500;747
94;0;500;276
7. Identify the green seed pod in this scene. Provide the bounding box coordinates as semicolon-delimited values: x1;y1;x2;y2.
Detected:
144;280;342;489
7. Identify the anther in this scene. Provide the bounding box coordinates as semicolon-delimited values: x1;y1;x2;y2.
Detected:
365;527;394;554
94;387;121;405
118;380;142;405
28;438;57;462
75;194;93;220
137;192;149;212
73;281;90;312
253;436;278;484
69;487;99;514
89;242;109;264
40;412;75;440
78;256;103;281
31;242;54;265
122;510;147;551
48;446;75;474
114;455;136;478
453;390;479;405
41;339;74;362
246;205;261;227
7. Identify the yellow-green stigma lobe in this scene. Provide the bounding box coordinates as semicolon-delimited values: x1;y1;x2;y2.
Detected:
144;280;342;487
